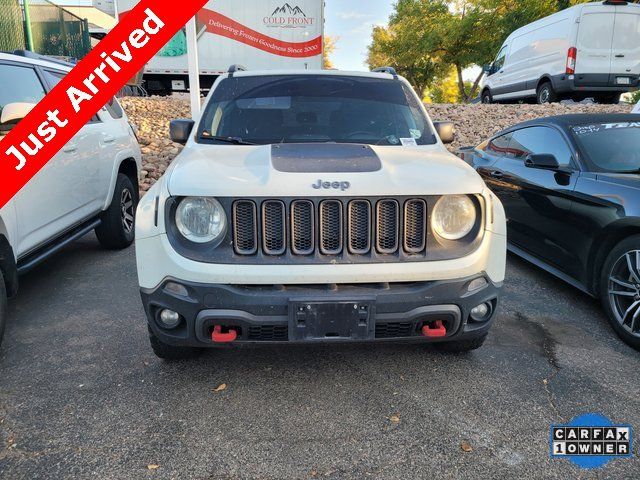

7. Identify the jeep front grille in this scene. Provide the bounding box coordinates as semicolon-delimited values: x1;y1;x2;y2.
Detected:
232;197;433;258
291;200;314;255
262;200;286;256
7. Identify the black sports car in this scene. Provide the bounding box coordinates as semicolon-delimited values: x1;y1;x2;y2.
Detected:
459;113;640;350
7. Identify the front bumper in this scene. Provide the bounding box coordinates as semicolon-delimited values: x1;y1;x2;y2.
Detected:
141;275;501;347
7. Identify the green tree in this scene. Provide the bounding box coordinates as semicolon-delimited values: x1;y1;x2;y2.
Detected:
367;24;445;97
367;0;600;103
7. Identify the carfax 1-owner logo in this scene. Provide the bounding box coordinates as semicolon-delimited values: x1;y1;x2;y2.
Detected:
551;414;633;469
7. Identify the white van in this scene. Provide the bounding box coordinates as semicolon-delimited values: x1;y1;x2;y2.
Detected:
481;0;640;104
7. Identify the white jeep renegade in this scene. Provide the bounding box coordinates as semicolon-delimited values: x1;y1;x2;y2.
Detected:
0;52;142;348
136;67;507;360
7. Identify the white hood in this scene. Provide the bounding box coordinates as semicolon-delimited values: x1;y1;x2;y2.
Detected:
166;143;486;198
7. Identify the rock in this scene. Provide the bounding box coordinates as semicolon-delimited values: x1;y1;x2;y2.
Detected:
120;96;633;197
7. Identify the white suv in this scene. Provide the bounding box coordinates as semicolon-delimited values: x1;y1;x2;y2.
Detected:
136;67;507;360
0;52;142;347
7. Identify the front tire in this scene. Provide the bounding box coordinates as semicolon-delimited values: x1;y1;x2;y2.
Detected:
430;334;487;353
0;269;7;349
149;327;203;361
481;90;493;104
96;173;138;250
600;235;640;351
536;81;557;104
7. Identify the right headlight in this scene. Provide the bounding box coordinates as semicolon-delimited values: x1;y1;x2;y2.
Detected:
175;197;227;244
431;195;476;241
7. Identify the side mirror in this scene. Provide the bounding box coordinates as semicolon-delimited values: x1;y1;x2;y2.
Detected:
170;119;195;145
525;154;560;171
433;121;456;145
0;102;36;133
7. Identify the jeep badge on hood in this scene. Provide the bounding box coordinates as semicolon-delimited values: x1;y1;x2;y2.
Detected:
312;180;351;191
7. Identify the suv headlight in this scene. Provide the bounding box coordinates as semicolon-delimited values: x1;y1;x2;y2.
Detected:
175;197;227;244
431;195;476;241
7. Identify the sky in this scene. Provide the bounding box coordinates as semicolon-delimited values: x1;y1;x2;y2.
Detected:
324;0;394;71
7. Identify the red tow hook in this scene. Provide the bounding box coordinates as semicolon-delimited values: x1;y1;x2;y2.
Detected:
422;320;447;338
212;326;238;343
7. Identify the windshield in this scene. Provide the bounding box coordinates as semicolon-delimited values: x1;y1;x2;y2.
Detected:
571;122;640;173
197;75;437;146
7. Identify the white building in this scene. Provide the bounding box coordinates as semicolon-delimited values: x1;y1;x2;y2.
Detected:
92;0;115;16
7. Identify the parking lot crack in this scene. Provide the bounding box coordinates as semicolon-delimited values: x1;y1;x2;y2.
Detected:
516;313;562;418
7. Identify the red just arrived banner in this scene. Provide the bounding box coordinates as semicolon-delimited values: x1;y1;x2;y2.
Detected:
0;0;208;210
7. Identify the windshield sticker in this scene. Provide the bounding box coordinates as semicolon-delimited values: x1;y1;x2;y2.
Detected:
400;138;418;147
573;122;640;135
410;129;422;139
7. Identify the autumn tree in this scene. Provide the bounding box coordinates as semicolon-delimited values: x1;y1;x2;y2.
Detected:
323;36;338;70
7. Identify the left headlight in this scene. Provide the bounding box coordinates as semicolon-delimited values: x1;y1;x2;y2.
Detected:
175;197;227;244
431;195;477;241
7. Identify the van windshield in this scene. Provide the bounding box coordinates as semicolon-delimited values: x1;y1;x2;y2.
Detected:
197;74;437;146
571;122;640;173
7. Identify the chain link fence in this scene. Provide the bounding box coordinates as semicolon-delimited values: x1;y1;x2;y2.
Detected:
27;0;91;59
0;0;91;59
0;0;26;52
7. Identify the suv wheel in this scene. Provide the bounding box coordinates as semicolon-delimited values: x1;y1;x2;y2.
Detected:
0;269;7;349
148;327;203;361
430;334;487;353
96;173;138;250
600;235;640;351
481;90;492;104
536;82;557;104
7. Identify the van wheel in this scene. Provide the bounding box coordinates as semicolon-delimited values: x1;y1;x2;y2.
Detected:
599;235;640;351
95;173;138;250
0;269;7;349
536;82;557;104
481;90;492;104
595;94;620;105
148;327;203;361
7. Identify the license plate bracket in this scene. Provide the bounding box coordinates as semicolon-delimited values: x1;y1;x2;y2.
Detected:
289;301;375;341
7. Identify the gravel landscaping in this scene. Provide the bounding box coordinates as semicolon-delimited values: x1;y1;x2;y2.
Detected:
120;97;634;195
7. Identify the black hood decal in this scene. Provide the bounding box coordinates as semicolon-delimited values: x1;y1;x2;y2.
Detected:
271;143;382;173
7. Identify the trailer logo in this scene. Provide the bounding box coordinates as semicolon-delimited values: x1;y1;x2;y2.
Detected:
264;3;315;28
551;414;633;469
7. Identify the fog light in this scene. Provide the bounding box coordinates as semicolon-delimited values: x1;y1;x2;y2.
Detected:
164;282;189;297
159;309;182;329
470;303;491;322
467;277;488;293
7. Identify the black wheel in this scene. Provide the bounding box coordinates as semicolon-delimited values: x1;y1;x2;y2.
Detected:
481;90;492;104
430;334;487;353
536;82;557;104
0;269;7;349
600;235;640;351
595;94;620;105
148;327;203;361
96;173;137;250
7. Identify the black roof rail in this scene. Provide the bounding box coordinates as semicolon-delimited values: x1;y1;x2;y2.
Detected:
11;50;75;68
372;67;398;79
228;64;247;77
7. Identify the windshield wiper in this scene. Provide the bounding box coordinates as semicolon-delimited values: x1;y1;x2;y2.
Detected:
201;133;256;145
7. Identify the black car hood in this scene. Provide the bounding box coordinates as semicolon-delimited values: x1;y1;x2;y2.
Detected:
596;172;640;189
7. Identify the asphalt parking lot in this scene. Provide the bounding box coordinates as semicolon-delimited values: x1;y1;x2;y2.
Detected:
0;236;639;479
